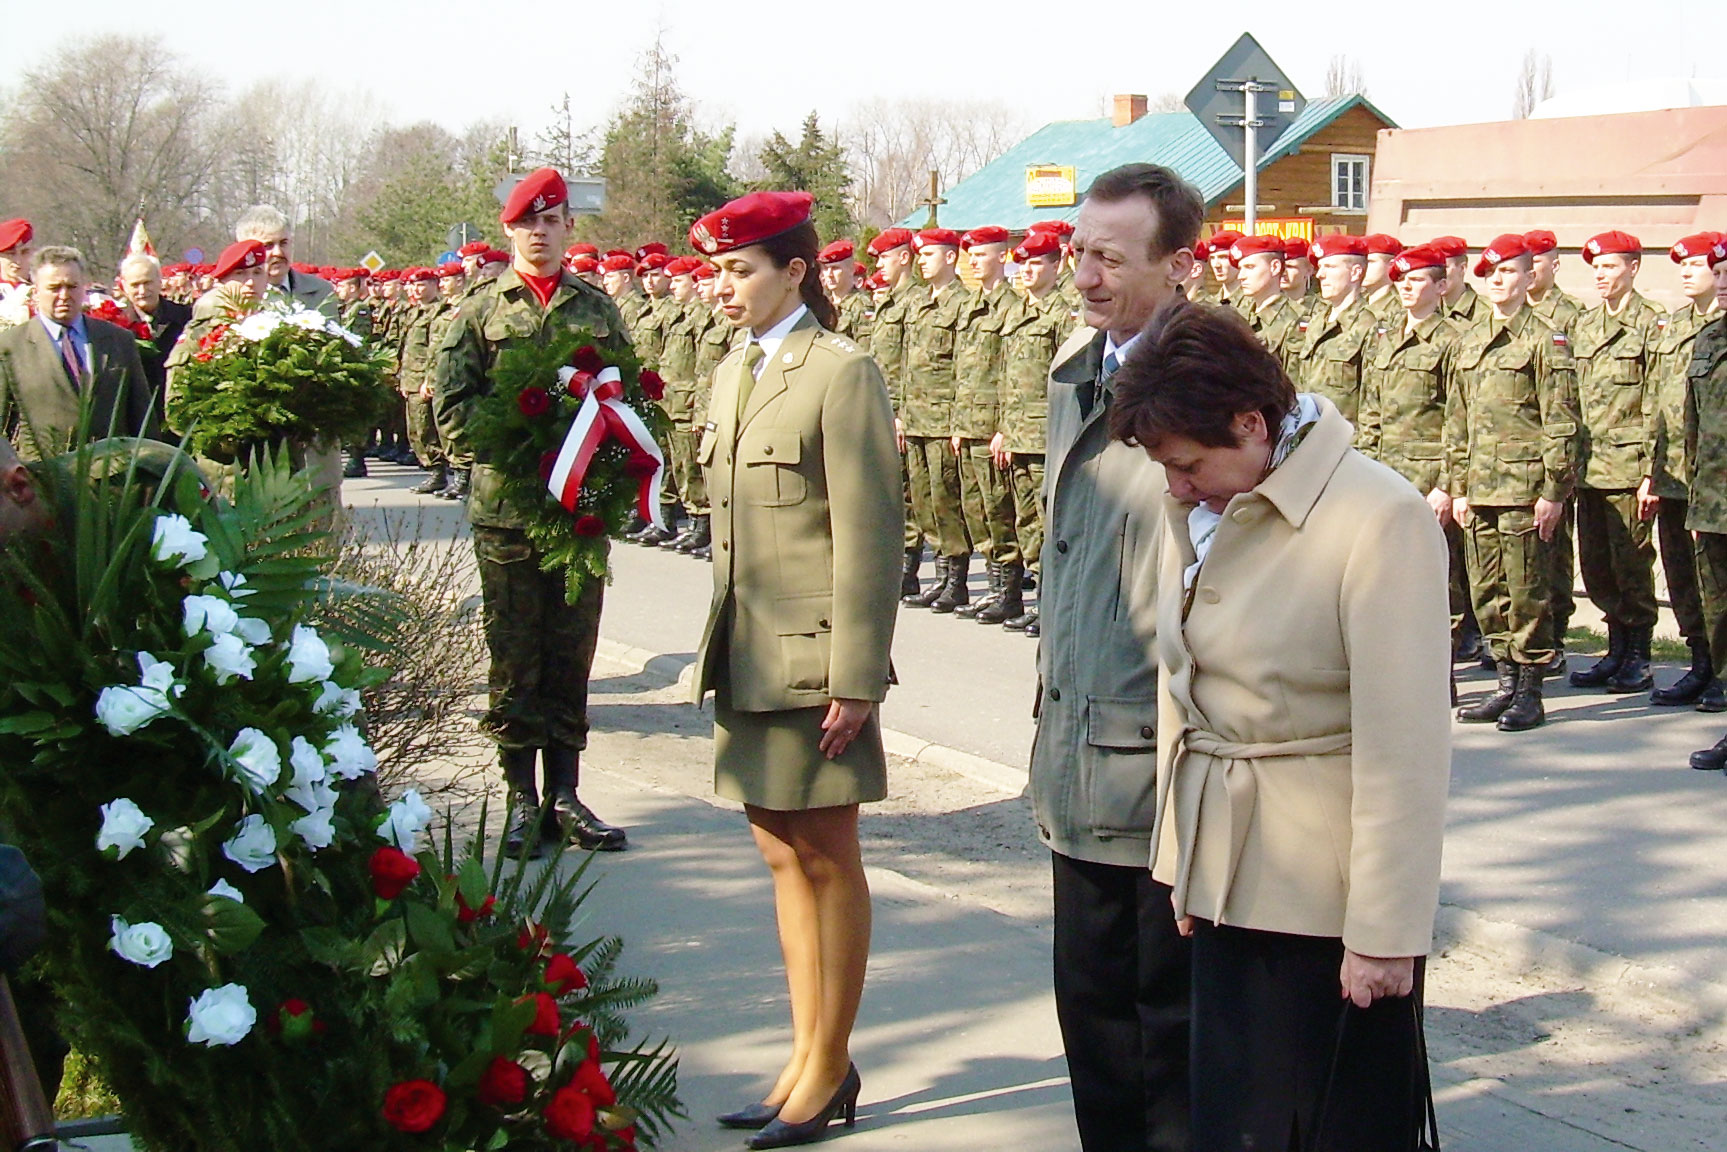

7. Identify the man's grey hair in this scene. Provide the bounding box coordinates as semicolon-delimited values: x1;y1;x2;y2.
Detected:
30;245;85;279
120;253;161;280
235;205;291;242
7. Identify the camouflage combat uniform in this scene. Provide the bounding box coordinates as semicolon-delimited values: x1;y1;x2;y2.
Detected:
1293;295;1375;428
951;280;1016;569
1685;316;1727;672
1646;302;1720;643
902;278;974;562
998;288;1071;577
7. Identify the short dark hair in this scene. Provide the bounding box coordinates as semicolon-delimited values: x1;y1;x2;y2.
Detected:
1084;164;1205;260
1108;303;1295;450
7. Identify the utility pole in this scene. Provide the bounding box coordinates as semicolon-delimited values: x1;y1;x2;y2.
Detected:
1216;79;1277;232
920;170;946;228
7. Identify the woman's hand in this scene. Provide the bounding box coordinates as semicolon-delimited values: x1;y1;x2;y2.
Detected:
1339;950;1415;1008
819;698;873;760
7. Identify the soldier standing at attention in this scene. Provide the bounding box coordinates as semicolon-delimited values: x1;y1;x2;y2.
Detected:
1526;231;1584;332
602;253;650;336
659;257;712;555
950;227;1018;622
1231;234;1303;375
1185;239;1212;301
1646;234;1725;708
902;229;974;613
866;229;924;599
1281;237;1318;314
818;241;871;344
1434;236;1489;328
1449;234;1581;732
434;167;629;857
1683;237;1727;770
398;268;451;495
1205;229;1244;308
1524;230;1584;667
623;251;683;543
1566;232;1664;693
1293;233;1374;426
1363;234;1406;325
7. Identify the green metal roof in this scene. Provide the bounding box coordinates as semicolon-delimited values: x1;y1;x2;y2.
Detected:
898;94;1396;231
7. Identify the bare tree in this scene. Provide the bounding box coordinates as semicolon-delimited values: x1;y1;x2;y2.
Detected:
1512;50;1556;119
1148;92;1187;114
843;98;1028;228
1323;55;1369;98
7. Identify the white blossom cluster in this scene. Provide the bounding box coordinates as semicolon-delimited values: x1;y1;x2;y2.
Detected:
233;302;364;348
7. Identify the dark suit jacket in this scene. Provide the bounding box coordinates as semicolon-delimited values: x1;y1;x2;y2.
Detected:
0;316;159;456
128;296;192;399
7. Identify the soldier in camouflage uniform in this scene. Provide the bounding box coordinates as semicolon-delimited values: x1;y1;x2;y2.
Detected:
433;168;629;858
1524;230;1586;665
1646;234;1726;708
1434;237;1490;328
1447;233;1581;732
1230;234;1304;376
1293;233;1375;426
1682;245;1727;769
1565;232;1664;693
333;269;376;478
656;257;711;554
688;263;733;561
623;252;683;543
866;229;926;598
1200;229;1244;308
1525;231;1585;333
397;268;450;494
1362;234;1406;326
901;229;974;612
950;227;1019;622
818;241;872;344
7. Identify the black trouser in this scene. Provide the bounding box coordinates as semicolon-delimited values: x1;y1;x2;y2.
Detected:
1052;852;1192;1152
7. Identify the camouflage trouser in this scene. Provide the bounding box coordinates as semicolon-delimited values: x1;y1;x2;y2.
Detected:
669;421;708;515
902;458;922;553
1445;519;1473;633
1465;504;1555;666
1009;453;1045;573
958;438;1017;565
1658;498;1705;640
1545;496;1576;638
406;392;446;469
473;526;604;750
654;399;680;503
1576;487;1658;629
905;435;971;559
1695;532;1727;670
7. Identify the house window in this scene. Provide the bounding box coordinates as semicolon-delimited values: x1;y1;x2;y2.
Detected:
1332;153;1370;211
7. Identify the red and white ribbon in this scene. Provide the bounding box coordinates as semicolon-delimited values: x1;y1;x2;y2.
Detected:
544;365;666;528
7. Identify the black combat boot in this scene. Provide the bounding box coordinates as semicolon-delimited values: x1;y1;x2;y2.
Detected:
1569;622;1626;688
1497;663;1546;731
675;515;711;554
661;520;698;550
1452;613;1483;664
931;554;972;614
500;747;546;860
1004;604;1038;632
1698;679;1727;712
341;448;368;478
1688;731;1727;770
542;746;627;851
1653;638;1714;706
1457;661;1518;723
978;564;1026;625
412;464;448;495
1606;625;1654;693
957;561;1002;619
907;556;947;608
899;547;922;599
437;466;470;500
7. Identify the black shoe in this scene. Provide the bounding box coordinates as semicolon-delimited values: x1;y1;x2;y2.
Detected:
634;524;673;546
1497;664;1546;732
341;452;367;478
1458;661;1518;723
1606;626;1654;693
746;1065;861;1150
661;524;698;550
931;555;971;614
412;466;448;495
718;1102;782;1131
906;556;947;608
1024;617;1039;637
1570;623;1627;688
1003;606;1038;632
1542;649;1568;678
1698;679;1727;713
551;794;628;851
693;542;713;561
956;561;1001;619
675;516;711;553
437;467;470;500
1688;733;1727;771
1021;570;1035;592
977;566;1025;624
1653;639;1714;706
502;799;547;860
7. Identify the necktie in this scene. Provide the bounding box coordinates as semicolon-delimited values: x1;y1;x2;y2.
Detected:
736;342;765;418
1082;349;1119;421
60;328;83;389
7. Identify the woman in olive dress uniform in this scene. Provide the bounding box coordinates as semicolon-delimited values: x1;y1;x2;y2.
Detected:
688;191;902;1150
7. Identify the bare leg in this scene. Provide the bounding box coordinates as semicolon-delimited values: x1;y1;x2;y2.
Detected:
747;806;820;1110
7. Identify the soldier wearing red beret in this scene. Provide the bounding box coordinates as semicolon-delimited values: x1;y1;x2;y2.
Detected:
1683;242;1727;767
433;166;633;855
1293;234;1375;425
622;249;687;545
653;255;714;557
1523;231;1583;336
1230;235;1303;376
1428;236;1486;327
817;240;870;344
1194;228;1243;307
1362;234;1405;325
864;227;925;592
1280;236;1317;313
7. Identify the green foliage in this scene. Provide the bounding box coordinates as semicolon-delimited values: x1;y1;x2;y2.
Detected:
756;112;855;242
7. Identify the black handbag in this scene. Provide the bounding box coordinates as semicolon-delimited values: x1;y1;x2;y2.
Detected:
1310;993;1440;1151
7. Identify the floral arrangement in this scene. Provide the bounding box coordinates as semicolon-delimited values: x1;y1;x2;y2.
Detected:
0;443;679;1150
465;331;672;602
166;297;389;463
83;297;155;344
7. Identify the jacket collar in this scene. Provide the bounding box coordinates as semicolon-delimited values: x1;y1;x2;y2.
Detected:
1252;398;1352;529
739;311;819;428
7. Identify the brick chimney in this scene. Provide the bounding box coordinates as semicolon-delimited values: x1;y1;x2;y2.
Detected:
1113;94;1149;127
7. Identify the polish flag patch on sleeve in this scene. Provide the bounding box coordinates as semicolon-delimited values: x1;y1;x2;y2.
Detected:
1552;331;1568;348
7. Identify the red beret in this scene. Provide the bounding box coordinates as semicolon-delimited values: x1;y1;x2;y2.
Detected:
1207;229;1244;250
499;167;567;224
1671;232;1724;262
1711;238;1727;269
482;249;510;265
689;191;813;256
1582;231;1642;263
336;267;367;282
566;242;599;258
1430;236;1469;259
818;240;855;264
962;225;1010;249
634;243;669;260
1014;231;1064;261
1388;244;1447;282
1229;235;1286;265
666;256;703;277
1192;239;1211;260
603;249;633;259
853;260;866;278
569;255;600;274
437;262;463;277
1364;234;1403;256
691;262;716;281
867;228;914;256
637;252;671;272
865;271;887;290
315;265;336;278
599;254;636;274
1523;230;1559;255
211;239;268;280
0;218;33;252
1310;234;1368;260
458;241;489;258
1282;237;1311;263
290;263;313;275
914;228;962;250
1474;234;1531;277
401;267;433;283
1027;219;1074;238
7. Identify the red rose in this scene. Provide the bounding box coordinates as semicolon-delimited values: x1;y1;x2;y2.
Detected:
517;386;551;417
524;991;560;1036
623;453;657;479
544;952;587;995
573;514;605;538
267;998;325;1042
544;1083;597;1141
637;370;665;401
517;922;550;956
194;351;212;363
570;344;606;375
615;1123;638;1149
368;846;421;900
382;1079;446;1133
476;1056;530;1108
539;450;560;483
456;891;496;924
572;1058;617;1108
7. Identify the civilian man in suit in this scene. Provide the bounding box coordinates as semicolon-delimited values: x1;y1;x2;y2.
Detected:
234;204;335;318
119;253;191;411
0;245;156;457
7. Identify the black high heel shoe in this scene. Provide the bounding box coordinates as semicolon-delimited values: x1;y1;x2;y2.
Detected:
717;1101;782;1130
745;1064;861;1149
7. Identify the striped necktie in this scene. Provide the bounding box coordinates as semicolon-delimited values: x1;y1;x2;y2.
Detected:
59;328;83;389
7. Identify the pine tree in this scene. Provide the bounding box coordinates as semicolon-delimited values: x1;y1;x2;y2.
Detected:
756;112;854;244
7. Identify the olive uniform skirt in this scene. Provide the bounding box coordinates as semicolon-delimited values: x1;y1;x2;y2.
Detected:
712;673;887;811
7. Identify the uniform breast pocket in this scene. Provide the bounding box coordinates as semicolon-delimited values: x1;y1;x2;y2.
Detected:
481;314;535;343
1610;351;1645;384
697;428;716;467
1403;348;1441;372
775;592;834;692
738;427;807;506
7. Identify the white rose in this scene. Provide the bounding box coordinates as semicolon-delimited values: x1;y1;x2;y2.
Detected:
137;652;184;700
285;737;333;810
227;728;282;793
232;616;273;646
109;917;174;968
217;571;255;598
206;879;245;904
96;798;154;859
203;633;257;684
186;983;256;1046
324;723;377;780
221;815;278;873
313;680;361;718
183;594;240;638
290;805;336;850
151;514;209;568
234;311;282;341
379;788;433;853
285;625;334;684
95;684;170;736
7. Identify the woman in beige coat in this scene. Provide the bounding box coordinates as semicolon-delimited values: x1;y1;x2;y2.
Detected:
688;192;902;1150
1111;304;1452;1150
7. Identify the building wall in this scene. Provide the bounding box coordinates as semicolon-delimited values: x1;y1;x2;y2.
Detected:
1204;105;1388;237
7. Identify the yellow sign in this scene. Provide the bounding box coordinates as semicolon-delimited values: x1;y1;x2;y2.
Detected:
1026;165;1077;208
360;250;385;273
1251;218;1314;241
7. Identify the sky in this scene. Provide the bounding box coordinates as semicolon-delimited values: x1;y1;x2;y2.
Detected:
3;0;1725;153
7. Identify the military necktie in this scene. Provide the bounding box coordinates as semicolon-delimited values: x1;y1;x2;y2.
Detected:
59;328;83;390
735;341;765;418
